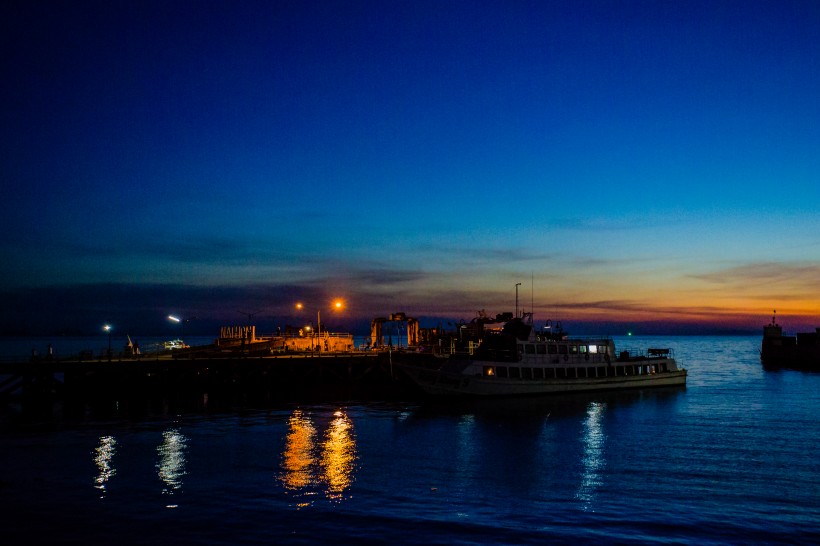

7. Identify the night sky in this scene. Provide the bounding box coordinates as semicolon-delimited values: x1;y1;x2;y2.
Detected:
2;0;819;336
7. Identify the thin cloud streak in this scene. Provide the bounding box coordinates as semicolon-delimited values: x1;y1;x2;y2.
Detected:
690;262;820;286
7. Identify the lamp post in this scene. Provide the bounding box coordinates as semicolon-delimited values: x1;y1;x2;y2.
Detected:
295;303;311;351
168;315;196;347
168;315;185;342
515;282;522;318
296;300;343;352
103;323;112;361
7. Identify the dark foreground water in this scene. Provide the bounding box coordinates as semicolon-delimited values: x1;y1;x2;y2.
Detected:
2;336;819;545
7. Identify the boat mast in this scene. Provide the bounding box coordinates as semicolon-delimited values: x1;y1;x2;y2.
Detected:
530;272;534;325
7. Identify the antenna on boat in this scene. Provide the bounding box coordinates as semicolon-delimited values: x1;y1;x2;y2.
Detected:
531;272;534;324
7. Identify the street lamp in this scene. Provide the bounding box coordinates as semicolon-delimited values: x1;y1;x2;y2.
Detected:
168;315;182;341
168;315;193;346
318;300;344;345
295;303;315;350
296;300;344;352
515;282;522;318
103;323;112;361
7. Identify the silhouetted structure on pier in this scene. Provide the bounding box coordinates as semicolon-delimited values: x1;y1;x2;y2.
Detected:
761;311;820;369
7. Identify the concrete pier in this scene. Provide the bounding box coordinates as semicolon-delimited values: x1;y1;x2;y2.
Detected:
0;351;432;421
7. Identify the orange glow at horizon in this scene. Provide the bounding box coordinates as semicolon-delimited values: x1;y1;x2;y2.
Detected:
505;262;820;330
283;260;819;333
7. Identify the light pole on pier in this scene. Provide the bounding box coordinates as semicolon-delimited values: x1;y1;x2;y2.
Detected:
168;315;182;341
515;282;522;318
103;323;112;361
168;315;187;343
296;300;344;352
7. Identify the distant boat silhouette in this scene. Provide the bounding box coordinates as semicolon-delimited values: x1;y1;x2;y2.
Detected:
760;311;820;370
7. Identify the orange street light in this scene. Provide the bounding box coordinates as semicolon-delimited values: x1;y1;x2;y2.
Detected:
296;299;344;352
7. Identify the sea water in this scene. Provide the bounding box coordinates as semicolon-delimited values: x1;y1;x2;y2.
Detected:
1;335;819;544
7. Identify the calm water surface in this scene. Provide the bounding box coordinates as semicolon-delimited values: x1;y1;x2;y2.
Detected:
1;336;819;544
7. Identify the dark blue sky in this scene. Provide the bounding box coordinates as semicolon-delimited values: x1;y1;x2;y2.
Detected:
2;0;819;336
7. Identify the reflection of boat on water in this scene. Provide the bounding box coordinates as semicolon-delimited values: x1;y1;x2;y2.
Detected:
397;317;686;397
410;386;685;420
761;312;820;370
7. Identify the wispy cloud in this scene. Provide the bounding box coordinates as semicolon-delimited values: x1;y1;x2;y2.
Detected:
689;261;820;290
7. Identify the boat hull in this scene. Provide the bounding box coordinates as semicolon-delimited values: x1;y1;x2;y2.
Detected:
760;320;820;370
398;363;687;397
760;348;820;370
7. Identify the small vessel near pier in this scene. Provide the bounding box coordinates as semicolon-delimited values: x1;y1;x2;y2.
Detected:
760;311;820;370
163;339;187;350
397;317;687;397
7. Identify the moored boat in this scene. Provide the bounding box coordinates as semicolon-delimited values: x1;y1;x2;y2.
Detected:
163;339;188;350
397;317;686;397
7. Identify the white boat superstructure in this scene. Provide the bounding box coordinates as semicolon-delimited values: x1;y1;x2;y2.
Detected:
398;318;686;397
163;339;187;350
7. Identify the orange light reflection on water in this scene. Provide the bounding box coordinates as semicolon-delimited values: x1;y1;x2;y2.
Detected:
280;409;357;505
321;411;356;501
281;409;318;493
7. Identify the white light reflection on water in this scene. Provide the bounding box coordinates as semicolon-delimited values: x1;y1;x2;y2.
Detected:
157;428;188;507
93;435;117;498
456;414;477;467
279;409;358;506
575;401;607;511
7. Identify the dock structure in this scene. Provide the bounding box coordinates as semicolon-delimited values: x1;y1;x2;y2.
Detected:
0;312;482;421
0;350;431;420
370;313;420;349
218;325;356;353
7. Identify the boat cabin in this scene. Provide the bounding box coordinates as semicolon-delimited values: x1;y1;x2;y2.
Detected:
469;332;675;381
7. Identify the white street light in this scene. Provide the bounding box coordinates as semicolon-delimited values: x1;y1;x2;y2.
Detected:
103;323;112;360
167;315;191;344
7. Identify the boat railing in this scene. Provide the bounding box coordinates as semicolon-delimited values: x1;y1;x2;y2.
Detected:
618;347;675;360
269;332;353;340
